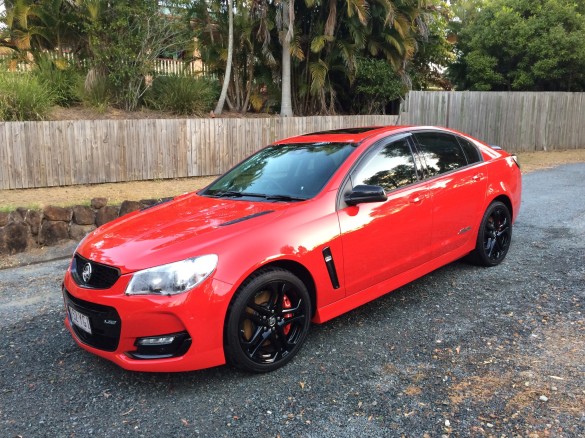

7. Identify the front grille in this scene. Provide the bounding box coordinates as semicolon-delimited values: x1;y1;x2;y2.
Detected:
71;254;120;289
63;288;121;352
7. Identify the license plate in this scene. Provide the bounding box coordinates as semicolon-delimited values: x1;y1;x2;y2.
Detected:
69;306;92;335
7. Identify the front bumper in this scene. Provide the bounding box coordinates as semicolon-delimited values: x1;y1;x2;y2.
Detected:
62;270;233;372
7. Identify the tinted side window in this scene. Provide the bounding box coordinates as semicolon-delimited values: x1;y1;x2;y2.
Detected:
457;137;482;164
414;132;468;177
352;138;418;192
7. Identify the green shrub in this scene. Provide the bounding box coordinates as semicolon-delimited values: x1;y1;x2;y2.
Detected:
144;75;219;115
33;55;82;107
78;70;111;113
0;73;55;121
352;58;407;114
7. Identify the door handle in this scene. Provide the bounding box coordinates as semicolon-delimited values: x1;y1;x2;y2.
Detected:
409;194;423;204
473;173;483;182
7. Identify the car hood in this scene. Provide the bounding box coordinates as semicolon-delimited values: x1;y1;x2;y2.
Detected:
77;193;285;273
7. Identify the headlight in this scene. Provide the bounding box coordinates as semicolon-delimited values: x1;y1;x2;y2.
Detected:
125;255;218;296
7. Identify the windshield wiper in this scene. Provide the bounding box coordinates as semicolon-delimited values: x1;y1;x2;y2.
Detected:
209;190;271;199
265;194;307;202
208;190;305;202
209;190;244;198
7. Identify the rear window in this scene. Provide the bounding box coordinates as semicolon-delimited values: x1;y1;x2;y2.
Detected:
413;132;468;177
457;137;483;164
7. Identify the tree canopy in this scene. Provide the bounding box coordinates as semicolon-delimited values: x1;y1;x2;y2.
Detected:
448;0;585;91
189;0;451;115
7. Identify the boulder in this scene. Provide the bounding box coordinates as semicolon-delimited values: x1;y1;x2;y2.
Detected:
39;221;69;246
43;206;72;222
69;223;96;241
72;205;95;225
8;210;24;223
0;211;8;227
139;199;158;209
24;210;42;236
91;197;108;209
119;200;142;217
0;222;31;254
96;206;119;227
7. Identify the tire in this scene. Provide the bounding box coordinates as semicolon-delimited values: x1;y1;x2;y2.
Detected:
468;201;512;267
224;268;312;373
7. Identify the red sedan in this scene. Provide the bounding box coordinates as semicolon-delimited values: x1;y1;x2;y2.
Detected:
62;126;521;373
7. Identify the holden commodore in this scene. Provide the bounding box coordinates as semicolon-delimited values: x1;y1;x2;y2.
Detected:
62;126;521;373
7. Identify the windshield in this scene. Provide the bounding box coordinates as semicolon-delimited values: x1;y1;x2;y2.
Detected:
202;142;356;201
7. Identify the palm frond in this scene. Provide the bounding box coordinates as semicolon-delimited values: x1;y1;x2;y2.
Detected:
346;0;369;26
324;0;337;36
310;34;334;53
309;59;328;95
290;35;305;61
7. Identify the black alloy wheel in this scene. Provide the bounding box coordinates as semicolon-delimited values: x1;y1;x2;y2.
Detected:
469;201;512;267
224;268;311;372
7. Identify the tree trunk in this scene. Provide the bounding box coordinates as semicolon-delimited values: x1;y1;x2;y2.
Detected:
280;0;294;117
214;0;234;115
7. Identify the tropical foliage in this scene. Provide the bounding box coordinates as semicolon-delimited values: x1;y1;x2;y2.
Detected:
0;71;55;120
1;0;453;117
189;0;450;115
144;75;219;115
448;0;585;91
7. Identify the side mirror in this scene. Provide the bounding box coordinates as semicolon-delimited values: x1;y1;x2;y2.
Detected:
344;185;387;206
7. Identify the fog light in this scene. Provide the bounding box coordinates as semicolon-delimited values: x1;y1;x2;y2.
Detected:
137;335;176;346
129;331;192;360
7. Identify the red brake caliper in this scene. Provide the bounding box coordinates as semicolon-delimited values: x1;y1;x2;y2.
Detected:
282;295;292;335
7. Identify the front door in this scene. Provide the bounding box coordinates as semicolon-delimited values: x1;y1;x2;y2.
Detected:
337;135;433;295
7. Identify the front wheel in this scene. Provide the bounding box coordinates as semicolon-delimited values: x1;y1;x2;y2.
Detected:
224;268;311;373
468;201;512;266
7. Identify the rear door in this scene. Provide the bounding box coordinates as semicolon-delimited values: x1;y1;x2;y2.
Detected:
412;131;487;259
337;134;433;295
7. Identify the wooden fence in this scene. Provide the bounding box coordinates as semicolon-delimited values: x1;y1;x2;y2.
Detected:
0;115;398;190
402;91;585;152
3;91;585;190
1;53;206;76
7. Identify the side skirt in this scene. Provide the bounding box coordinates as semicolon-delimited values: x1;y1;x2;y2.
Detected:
312;246;473;324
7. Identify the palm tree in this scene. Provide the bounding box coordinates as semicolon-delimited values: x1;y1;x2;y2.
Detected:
214;0;233;115
279;0;294;116
292;0;435;114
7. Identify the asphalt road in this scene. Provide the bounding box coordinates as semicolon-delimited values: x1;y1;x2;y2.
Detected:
1;164;584;437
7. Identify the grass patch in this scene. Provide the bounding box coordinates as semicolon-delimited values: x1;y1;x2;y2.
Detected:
0;203;41;212
144;75;219;115
0;73;56;121
79;71;111;113
33;55;82;108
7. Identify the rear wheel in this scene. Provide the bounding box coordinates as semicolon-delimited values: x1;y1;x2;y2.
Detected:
469;201;512;266
224;268;311;373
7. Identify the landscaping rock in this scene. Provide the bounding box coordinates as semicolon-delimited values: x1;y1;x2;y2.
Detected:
72;205;95;225
8;210;24;223
43;206;72;222
139;199;158;209
24;210;42;236
0;211;9;227
39;221;69;246
69;223;96;241
139;197;173;210
0;222;31;254
91;197;108;209
119;200;142;217
96;206;119;227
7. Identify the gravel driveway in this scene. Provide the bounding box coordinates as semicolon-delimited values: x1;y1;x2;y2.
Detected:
1;164;583;437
